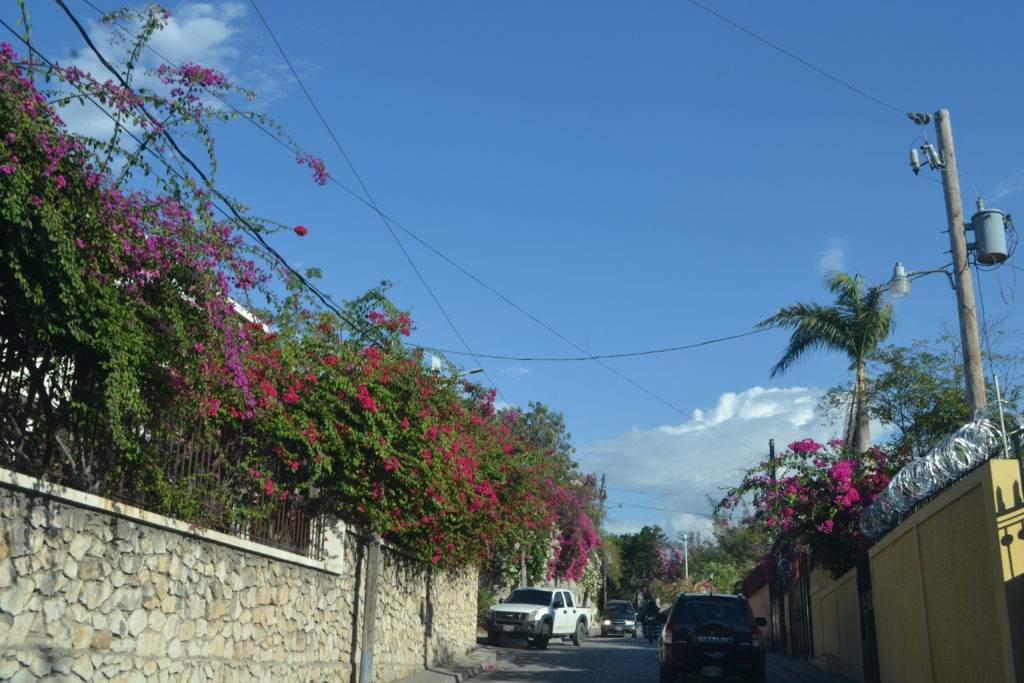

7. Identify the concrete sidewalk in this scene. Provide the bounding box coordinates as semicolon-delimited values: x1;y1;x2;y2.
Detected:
767;653;856;683
391;647;498;683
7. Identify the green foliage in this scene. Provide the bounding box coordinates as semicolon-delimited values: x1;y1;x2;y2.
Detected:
477;585;496;628
683;508;771;592
497;401;576;470
821;332;1022;460
605;525;678;599
577;546;603;604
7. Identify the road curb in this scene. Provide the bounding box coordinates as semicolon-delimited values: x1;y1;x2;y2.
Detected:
767;653;856;683
391;646;497;683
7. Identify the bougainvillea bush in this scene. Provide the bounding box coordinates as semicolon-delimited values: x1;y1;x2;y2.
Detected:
0;8;600;576
716;438;897;576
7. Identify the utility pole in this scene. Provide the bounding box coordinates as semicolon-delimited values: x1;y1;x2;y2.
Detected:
359;535;382;683
934;109;987;415
600;473;607;608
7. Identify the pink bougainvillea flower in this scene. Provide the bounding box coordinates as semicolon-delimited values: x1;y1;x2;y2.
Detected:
294;225;308;236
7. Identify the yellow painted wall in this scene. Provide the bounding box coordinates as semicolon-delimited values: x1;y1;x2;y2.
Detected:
834;575;862;681
992;459;1024;581
871;530;932;682
809;566;863;682
918;487;1004;683
990;459;1024;680
869;459;1022;683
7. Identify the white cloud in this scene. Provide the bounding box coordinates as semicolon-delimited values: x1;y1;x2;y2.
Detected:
499;366;532;377
149;3;246;67
581;385;835;538
817;240;845;273
990;170;1024;201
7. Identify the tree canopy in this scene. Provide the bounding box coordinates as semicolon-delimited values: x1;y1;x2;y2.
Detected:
821;332;1023;460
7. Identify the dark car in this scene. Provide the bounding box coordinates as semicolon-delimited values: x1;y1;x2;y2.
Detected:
658;593;766;682
600;600;638;637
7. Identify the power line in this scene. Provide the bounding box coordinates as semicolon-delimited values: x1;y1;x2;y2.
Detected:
240;2;764;453
246;0;503;394
4;8;372;341
417;328;769;361
51;3;760;456
606;487;720;496
654;454;767;499
606;501;734;520
686;0;908;117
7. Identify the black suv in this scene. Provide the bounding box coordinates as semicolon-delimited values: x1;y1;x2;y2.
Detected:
657;593;766;682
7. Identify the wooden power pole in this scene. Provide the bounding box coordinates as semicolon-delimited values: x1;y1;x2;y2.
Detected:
359;536;382;683
933;109;987;415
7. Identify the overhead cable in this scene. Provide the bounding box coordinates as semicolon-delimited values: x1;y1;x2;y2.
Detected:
687;0;908;117
246;0;499;393
417;328;769;361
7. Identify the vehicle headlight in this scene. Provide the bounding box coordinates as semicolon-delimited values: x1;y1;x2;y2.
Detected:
625;620;635;625
602;618;611;626
528;608;545;622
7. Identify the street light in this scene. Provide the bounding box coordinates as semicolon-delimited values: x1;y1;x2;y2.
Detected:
886;258;986;414
886;262;955;299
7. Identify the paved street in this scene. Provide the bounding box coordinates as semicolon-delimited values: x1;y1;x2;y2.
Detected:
475;632;663;683
461;631;849;683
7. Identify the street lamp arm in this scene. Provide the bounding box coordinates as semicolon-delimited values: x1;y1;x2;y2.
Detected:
886;262;955;298
908;268;956;290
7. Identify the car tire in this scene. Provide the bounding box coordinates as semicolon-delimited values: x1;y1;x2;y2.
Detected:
535;622;551;650
632;630;637;638
571;619;587;646
658;666;674;683
600;630;607;637
486;630;500;646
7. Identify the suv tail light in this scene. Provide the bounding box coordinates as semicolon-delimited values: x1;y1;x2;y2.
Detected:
751;623;761;649
662;620;674;645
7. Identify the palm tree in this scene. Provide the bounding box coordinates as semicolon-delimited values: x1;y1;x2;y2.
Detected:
758;272;895;454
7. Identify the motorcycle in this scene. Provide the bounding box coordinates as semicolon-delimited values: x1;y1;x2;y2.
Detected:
642;615;658;643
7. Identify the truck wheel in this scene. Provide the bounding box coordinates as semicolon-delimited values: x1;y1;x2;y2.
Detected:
486;630;500;645
535;622;551;650
571;619;587;646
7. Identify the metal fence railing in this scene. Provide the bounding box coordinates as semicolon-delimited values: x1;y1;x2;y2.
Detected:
0;350;324;560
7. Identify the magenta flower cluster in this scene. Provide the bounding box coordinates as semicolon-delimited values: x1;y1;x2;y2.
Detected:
718;438;893;575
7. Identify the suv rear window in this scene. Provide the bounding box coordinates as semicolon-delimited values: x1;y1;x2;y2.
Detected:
672;597;749;628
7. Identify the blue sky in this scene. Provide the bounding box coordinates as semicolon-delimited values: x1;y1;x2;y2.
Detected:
7;0;1022;543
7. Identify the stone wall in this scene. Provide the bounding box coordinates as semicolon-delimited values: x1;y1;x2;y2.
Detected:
0;468;478;682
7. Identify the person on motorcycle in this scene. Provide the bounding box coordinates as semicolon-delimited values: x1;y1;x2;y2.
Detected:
641;594;660;640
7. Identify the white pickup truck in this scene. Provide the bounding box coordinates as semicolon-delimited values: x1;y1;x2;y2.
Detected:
485;587;593;649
